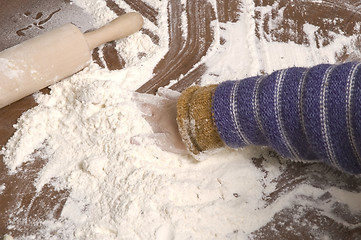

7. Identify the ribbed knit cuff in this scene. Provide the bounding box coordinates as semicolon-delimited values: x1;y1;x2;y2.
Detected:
176;85;224;155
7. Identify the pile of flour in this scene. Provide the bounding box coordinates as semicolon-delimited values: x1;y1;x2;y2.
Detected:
1;0;361;239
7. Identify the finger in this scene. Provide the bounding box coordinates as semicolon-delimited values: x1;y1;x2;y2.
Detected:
132;93;159;116
130;134;157;145
150;133;188;155
137;103;154;116
142;114;163;132
131;133;188;155
157;87;180;100
132;92;168;115
130;135;142;145
132;92;164;105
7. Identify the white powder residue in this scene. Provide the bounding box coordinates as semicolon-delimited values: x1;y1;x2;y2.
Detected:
0;184;5;195
2;235;14;240
1;0;361;239
72;0;169;91
72;0;116;27
1;71;288;239
202;1;361;85
328;187;361;212
0;58;24;80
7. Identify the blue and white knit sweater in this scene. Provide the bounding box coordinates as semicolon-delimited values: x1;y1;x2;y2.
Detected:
177;62;361;175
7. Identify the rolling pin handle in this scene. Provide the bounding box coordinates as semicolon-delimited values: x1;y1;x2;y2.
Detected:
84;12;144;50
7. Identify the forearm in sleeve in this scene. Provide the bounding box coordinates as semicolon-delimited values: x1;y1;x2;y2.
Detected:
177;62;361;174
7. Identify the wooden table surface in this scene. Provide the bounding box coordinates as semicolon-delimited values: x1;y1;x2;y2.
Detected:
0;0;361;238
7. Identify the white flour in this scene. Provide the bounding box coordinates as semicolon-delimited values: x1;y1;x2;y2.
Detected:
0;184;5;195
1;0;361;239
0;58;24;80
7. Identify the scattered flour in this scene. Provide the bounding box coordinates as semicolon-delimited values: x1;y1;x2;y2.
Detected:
1;0;361;239
203;0;361;85
2;235;13;240
0;184;5;195
0;58;24;80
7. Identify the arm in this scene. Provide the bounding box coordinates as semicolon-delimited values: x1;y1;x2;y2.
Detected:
177;62;361;174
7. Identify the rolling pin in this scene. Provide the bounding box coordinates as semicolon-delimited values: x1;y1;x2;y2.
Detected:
0;12;143;109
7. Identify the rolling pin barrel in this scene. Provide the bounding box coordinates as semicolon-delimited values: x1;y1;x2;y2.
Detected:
0;24;90;109
0;12;143;109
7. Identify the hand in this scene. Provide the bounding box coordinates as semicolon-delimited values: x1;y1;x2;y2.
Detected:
132;88;188;154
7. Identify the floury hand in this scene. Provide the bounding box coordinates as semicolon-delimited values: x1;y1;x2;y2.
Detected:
132;88;187;155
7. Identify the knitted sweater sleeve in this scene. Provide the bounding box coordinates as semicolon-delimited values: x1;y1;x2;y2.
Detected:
176;62;361;174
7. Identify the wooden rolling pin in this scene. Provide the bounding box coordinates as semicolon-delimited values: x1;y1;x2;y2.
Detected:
0;12;143;109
